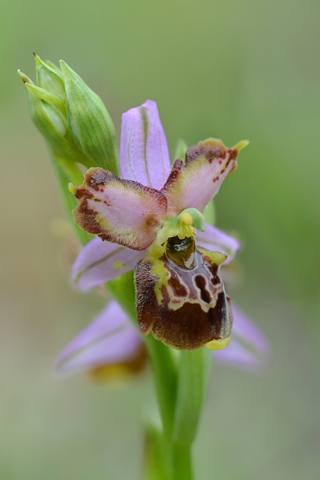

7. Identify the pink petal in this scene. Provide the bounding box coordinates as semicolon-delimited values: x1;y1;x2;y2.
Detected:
213;304;272;372
197;222;241;265
162;139;245;215
73;168;167;251
119;100;171;190
54;301;144;375
213;338;261;371
231;304;272;356
71;237;145;290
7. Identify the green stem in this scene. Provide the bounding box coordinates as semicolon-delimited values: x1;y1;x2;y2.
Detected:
108;275;180;479
108;273;178;441
49;149;93;246
172;444;193;480
101;273;204;480
173;349;212;446
144;337;177;439
143;424;169;480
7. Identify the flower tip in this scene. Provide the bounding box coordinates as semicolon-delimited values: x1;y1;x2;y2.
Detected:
206;337;231;350
33;52;45;68
58;60;70;78
59;59;69;73
143;99;156;108
233;140;249;152
17;69;33;85
58;60;69;78
68;182;77;195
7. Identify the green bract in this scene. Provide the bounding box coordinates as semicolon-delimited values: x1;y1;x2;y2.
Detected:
18;54;119;174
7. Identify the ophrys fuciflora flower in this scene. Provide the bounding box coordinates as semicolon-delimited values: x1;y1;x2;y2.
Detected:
69;100;248;351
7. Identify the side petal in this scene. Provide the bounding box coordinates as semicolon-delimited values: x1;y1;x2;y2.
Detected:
54;301;145;375
73;168;167;250
231;304;272;356
119;100;171;190
213;338;262;371
71;237;145;290
162;138;247;215
196;222;241;265
213;304;272;372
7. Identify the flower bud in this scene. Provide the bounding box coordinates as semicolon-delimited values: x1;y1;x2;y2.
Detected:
34;55;65;97
18;55;119;173
18;68;91;166
60;60;119;175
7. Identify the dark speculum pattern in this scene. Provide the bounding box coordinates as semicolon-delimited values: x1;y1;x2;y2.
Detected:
134;239;233;351
166;235;195;268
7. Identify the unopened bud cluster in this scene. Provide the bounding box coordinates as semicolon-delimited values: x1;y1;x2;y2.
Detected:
18;54;119;174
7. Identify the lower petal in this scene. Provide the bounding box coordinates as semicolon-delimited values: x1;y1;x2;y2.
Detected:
231;304;272;356
71;237;145;290
213;304;272;371
213;338;262;371
54;301;146;376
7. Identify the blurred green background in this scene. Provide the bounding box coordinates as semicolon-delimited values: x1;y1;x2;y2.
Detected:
1;0;319;478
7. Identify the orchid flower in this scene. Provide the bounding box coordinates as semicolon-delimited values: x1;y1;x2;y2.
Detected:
69;100;249;352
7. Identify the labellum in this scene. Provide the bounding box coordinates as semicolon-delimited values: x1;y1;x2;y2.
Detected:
135;215;233;351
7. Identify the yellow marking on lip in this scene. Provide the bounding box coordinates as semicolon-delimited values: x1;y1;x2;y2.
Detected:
205;337;231;350
197;248;227;267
